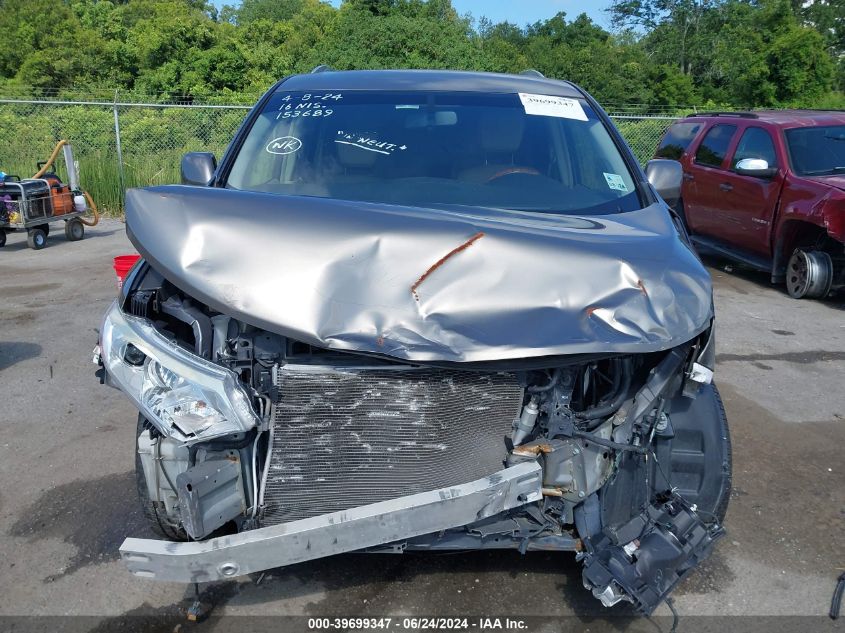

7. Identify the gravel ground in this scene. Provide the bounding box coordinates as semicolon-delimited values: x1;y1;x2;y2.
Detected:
1;219;843;630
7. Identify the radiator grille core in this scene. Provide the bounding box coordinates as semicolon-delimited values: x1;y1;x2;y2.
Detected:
262;367;522;524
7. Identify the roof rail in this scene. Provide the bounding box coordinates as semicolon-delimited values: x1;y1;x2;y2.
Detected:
689;111;758;119
310;65;332;74
519;69;545;78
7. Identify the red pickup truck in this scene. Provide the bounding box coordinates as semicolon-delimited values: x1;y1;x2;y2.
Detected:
654;110;845;299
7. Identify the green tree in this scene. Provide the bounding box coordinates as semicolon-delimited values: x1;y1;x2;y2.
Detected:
235;0;306;24
313;0;482;71
802;0;845;89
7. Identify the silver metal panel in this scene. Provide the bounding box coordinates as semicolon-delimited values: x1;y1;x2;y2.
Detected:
264;366;522;522
119;461;543;583
176;459;245;540
125;186;713;363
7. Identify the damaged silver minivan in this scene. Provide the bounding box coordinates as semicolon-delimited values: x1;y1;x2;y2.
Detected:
96;69;730;614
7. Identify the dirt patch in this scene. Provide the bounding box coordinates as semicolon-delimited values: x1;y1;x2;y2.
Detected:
8;471;150;581
1;282;62;298
83;583;238;633
715;384;845;572
717;350;845;364
0;341;42;371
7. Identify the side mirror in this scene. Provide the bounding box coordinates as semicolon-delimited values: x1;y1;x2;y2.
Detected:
645;159;683;210
735;158;777;179
181;152;217;186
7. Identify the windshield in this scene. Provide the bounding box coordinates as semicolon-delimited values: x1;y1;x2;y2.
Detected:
226;90;641;215
785;125;845;176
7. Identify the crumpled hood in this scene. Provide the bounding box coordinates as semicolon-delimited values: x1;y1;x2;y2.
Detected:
125;186;713;363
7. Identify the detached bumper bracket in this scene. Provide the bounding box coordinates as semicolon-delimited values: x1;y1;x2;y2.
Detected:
581;491;725;615
120;461;543;583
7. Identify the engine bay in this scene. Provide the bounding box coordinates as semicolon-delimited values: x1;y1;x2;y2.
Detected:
103;260;727;615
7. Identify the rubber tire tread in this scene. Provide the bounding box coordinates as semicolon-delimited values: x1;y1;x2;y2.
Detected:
134;415;190;541
27;228;46;250
710;383;732;522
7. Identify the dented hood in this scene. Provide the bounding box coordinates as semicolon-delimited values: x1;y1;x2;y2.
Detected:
125;186;712;363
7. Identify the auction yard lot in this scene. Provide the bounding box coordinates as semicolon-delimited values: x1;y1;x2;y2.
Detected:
1;219;844;628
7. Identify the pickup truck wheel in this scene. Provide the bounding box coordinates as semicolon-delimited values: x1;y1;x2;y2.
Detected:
135;416;190;542
786;248;833;299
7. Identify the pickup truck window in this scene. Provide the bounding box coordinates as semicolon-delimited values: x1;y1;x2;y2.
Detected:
655;122;702;160
226;90;642;215
732;127;778;169
694;124;737;168
786;125;845;176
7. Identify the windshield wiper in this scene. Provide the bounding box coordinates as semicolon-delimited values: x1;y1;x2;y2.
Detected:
803;166;845;176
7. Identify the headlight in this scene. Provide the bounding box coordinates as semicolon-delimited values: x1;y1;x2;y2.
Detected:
141;359;235;437
100;301;258;443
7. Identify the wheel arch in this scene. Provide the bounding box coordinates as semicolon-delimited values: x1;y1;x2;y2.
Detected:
600;382;732;529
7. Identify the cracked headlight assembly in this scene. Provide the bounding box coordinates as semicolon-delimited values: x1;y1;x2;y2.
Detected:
100;300;258;443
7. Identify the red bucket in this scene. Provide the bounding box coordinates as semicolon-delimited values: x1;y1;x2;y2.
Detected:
113;254;141;289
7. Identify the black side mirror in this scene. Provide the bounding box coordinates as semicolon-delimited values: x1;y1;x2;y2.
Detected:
734;158;777;179
181;152;217;186
645;159;683;210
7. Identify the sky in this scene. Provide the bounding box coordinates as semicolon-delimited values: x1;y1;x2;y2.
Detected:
448;1;612;28
212;1;614;29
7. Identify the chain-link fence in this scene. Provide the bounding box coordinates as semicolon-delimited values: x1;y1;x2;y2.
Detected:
0;97;678;214
0;98;250;213
612;115;678;165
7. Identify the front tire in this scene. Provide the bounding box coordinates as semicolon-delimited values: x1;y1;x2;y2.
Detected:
135;416;189;541
786;248;833;299
27;228;47;250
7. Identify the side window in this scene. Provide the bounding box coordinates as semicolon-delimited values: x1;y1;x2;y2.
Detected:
732;127;778;169
694;124;737;168
655;122;702;160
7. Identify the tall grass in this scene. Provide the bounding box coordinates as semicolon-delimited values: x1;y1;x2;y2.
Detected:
0;103;243;215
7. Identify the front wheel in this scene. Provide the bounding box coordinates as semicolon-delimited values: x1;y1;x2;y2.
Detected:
27;228;47;250
135;416;189;541
786;248;833;299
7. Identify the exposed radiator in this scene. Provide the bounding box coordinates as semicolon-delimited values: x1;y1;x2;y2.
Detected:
262;366;523;524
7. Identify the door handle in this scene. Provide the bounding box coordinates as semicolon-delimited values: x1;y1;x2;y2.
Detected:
719;183;733;192
682;172;694;181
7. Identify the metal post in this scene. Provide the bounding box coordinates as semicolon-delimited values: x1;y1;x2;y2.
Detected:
113;90;125;205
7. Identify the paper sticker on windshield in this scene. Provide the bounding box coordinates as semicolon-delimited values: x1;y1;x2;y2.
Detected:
266;136;302;155
603;172;629;192
519;93;588;121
